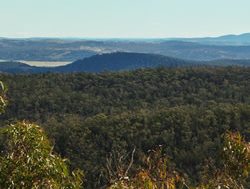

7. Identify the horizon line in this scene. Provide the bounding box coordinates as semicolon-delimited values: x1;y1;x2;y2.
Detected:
1;32;250;40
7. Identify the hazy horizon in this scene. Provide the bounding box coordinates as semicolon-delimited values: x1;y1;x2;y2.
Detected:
1;32;250;40
1;0;250;38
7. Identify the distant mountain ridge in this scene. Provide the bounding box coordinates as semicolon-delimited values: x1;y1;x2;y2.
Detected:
171;33;250;46
1;52;250;74
1;33;250;63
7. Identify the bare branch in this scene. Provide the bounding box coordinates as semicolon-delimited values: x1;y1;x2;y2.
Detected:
124;147;136;177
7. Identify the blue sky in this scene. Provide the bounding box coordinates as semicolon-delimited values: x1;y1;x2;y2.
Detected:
1;0;250;38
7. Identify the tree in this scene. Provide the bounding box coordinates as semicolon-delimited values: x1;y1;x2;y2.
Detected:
0;81;83;188
108;133;250;189
198;132;250;189
0;122;83;189
132;147;186;189
108;146;187;189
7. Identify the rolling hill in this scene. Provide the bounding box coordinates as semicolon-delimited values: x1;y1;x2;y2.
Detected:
54;52;192;72
0;61;46;73
0;52;193;73
1;52;250;74
1;34;250;63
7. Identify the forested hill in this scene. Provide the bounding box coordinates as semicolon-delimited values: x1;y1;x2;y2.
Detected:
0;61;44;73
55;52;191;72
1;52;250;74
0;52;193;73
1;67;250;188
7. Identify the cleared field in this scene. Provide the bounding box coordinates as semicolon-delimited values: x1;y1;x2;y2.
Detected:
0;60;71;67
21;61;71;67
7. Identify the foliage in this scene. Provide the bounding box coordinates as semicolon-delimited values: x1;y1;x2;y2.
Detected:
0;122;83;189
1;67;250;188
1;67;250;121
108;133;250;189
222;132;250;181
198;132;250;189
108;147;185;189
132;147;186;189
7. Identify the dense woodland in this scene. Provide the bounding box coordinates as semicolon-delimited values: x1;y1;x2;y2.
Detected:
0;67;250;188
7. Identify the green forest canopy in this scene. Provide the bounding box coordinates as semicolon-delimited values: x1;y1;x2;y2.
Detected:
0;67;250;188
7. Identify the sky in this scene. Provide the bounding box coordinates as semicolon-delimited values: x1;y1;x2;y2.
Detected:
0;0;250;38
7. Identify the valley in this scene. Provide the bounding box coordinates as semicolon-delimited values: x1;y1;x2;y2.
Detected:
1;0;250;188
1;67;250;188
1;34;250;63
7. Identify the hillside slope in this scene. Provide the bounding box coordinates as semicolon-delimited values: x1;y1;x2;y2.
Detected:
1;52;250;74
55;52;191;72
0;61;48;73
1;67;250;188
0;52;193;73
